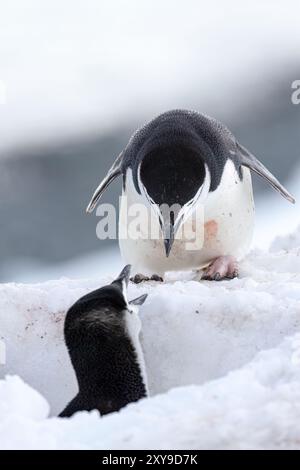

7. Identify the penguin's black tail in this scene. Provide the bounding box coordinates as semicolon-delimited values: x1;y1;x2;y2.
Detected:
59;394;87;418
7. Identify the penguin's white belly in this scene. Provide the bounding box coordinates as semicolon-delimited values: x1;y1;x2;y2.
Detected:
119;161;255;275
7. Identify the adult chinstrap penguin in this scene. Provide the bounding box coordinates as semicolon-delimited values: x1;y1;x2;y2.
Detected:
59;265;148;418
87;109;295;281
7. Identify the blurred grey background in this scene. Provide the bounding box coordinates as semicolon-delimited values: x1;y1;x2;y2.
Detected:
0;0;299;282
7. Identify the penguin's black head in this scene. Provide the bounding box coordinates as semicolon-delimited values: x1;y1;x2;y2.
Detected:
110;264;148;311
139;144;208;257
64;265;148;346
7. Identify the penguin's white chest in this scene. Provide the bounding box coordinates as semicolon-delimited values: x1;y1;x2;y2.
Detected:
124;308;149;395
119;161;255;275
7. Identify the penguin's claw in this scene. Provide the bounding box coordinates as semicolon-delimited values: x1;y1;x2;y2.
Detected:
130;273;164;284
130;274;150;284
201;256;239;281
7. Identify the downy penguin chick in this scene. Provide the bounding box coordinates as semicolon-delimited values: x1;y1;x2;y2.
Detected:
59;265;148;417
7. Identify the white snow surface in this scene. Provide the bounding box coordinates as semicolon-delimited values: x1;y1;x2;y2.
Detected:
1;226;300;449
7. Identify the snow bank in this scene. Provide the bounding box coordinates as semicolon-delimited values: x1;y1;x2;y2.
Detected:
0;226;300;449
1;335;300;450
271;225;300;253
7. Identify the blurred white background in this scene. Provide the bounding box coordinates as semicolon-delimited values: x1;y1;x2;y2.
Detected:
0;0;299;282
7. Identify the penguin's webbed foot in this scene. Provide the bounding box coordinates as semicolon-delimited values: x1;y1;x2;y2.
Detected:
130;273;164;284
201;256;238;281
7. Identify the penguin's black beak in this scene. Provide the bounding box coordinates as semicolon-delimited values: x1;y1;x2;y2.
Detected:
113;264;131;287
163;223;175;258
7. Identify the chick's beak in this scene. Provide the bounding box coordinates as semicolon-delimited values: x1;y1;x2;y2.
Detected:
113;264;131;287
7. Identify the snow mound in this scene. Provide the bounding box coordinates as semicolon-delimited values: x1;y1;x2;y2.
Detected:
1;335;300;450
0;227;300;449
0;375;49;421
271;225;300;253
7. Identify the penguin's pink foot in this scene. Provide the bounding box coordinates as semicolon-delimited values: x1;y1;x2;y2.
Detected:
201;256;238;281
130;273;164;284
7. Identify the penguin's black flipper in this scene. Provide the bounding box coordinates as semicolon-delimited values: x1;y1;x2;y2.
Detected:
86;152;123;213
237;142;296;204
